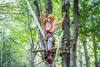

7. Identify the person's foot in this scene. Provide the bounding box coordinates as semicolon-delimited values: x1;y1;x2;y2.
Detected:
47;50;51;56
46;58;51;64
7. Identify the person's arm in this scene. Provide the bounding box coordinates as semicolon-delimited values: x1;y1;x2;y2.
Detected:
54;12;66;26
40;8;47;24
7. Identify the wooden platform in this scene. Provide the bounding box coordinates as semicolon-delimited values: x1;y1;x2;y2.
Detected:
33;47;70;53
33;47;63;53
33;47;70;59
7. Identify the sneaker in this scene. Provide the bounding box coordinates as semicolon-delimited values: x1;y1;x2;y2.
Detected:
46;58;51;64
47;50;51;56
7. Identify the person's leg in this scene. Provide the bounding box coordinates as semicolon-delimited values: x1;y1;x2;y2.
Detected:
46;37;53;64
47;37;53;56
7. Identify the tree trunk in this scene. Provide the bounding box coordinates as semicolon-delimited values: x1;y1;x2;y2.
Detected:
78;37;82;67
70;0;79;67
1;30;4;67
61;0;70;67
27;7;34;67
6;46;11;67
29;37;34;67
33;0;53;66
83;38;90;67
33;0;45;49
45;0;52;16
93;36;98;67
33;0;45;66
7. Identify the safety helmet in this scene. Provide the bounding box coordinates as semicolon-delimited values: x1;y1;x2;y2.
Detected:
48;14;55;20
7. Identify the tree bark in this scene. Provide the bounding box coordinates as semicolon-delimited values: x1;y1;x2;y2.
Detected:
93;36;98;67
61;0;70;67
83;38;90;67
70;0;79;67
45;0;52;16
78;37;82;67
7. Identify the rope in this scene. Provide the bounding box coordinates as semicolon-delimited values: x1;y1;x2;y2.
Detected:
52;31;64;67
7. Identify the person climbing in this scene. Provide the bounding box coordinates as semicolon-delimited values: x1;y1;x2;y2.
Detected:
40;8;66;64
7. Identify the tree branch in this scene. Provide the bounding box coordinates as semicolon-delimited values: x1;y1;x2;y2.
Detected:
0;12;32;16
34;61;43;66
8;38;29;55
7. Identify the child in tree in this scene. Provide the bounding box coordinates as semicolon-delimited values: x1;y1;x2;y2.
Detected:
40;8;66;64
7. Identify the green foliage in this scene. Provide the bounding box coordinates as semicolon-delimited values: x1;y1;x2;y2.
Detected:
0;0;100;67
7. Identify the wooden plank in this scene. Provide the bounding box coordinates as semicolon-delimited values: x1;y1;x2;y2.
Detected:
33;47;63;53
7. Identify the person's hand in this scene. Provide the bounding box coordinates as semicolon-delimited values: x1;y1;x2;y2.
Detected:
43;8;48;13
63;12;66;17
45;8;48;11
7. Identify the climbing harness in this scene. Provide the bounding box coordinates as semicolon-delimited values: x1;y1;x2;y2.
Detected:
44;19;53;36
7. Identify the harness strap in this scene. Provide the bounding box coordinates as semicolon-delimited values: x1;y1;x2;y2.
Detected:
44;19;53;35
47;32;53;35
